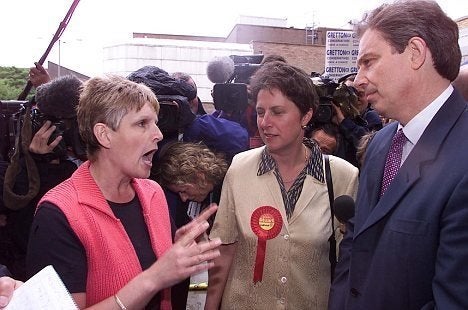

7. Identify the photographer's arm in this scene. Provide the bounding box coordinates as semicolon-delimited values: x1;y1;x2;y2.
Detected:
332;104;346;124
28;63;50;88
332;105;371;148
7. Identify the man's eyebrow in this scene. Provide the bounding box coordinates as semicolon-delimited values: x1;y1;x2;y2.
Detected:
356;52;374;66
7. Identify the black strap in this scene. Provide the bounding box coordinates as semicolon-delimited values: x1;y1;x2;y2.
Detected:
324;155;337;282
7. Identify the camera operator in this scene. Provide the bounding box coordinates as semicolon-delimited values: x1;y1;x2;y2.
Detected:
331;74;383;167
205;54;282;150
127;66;197;147
311;74;382;167
171;72;207;116
170;70;248;161
1;75;84;281
308;123;342;155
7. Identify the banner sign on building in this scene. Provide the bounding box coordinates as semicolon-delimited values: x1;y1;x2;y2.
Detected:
324;31;359;81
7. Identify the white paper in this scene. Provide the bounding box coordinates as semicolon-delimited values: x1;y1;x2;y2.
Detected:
5;265;78;310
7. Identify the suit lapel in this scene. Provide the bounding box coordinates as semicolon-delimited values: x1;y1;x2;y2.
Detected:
354;123;396;230
356;91;466;237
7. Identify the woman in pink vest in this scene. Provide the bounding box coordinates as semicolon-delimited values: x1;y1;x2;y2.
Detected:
25;75;221;309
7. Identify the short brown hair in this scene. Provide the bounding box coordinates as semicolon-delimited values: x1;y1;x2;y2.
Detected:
249;61;318;115
77;75;159;160
355;0;461;81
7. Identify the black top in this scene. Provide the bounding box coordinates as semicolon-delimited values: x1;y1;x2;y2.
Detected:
26;196;175;309
1;159;77;281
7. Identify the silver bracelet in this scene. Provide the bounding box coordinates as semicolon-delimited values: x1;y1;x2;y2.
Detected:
114;294;128;310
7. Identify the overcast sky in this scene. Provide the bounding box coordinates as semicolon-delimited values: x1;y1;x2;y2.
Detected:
1;0;466;74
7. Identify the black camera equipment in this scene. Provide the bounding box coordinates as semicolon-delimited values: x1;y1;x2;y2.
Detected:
229;55;264;84
311;77;360;127
212;83;248;115
207;54;264;115
155;95;195;137
30;108;71;157
0;99;85;162
127;66;196;138
35;113;85;160
0;100;30;161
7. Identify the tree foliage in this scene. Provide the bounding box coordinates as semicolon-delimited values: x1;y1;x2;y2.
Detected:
0;66;33;100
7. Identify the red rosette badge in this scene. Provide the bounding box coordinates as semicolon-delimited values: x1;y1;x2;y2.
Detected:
250;206;283;284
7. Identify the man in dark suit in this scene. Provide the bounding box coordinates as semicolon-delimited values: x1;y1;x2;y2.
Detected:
329;1;468;309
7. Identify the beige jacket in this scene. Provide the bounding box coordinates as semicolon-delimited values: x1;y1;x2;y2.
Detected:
210;146;358;310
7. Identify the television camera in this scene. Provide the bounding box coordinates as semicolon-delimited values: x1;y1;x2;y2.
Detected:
310;76;361;128
207;54;264;115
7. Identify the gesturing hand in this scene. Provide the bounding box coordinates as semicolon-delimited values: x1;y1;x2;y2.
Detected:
148;204;221;289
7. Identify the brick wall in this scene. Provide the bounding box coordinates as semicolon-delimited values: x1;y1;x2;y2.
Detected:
457;17;468;29
252;41;326;75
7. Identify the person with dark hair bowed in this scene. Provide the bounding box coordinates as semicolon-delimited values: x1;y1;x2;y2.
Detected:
153;141;228;309
171;72;207;116
205;61;358;310
153;140;228;231
26;75;221;309
154;141;228;208
329;1;468;309
308;123;342;155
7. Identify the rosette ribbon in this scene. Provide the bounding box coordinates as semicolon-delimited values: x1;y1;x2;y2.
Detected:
250;206;283;284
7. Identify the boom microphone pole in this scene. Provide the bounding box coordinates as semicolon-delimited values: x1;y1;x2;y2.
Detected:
17;0;81;100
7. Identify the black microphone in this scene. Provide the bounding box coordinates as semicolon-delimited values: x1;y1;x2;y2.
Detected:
333;195;355;223
206;56;235;83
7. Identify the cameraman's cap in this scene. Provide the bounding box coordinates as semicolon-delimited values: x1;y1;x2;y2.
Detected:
127;66;197;101
35;75;82;119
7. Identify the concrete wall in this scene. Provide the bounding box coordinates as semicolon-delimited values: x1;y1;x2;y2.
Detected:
103;39;253;103
456;17;468;64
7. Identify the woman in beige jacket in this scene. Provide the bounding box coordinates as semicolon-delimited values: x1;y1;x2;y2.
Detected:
205;62;358;310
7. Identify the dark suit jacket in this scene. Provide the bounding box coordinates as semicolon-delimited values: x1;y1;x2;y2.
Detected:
329;89;468;309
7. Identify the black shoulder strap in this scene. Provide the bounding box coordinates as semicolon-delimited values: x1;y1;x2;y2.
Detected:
324;155;337;282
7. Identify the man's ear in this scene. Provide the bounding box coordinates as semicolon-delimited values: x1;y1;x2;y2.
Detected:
93;123;111;149
408;37;427;70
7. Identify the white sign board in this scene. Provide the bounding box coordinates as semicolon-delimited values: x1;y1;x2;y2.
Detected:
324;31;359;81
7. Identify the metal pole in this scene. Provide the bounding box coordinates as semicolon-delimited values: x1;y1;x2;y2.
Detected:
58;39;61;77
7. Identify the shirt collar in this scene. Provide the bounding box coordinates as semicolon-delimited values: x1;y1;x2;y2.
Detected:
257;138;325;183
400;84;453;146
